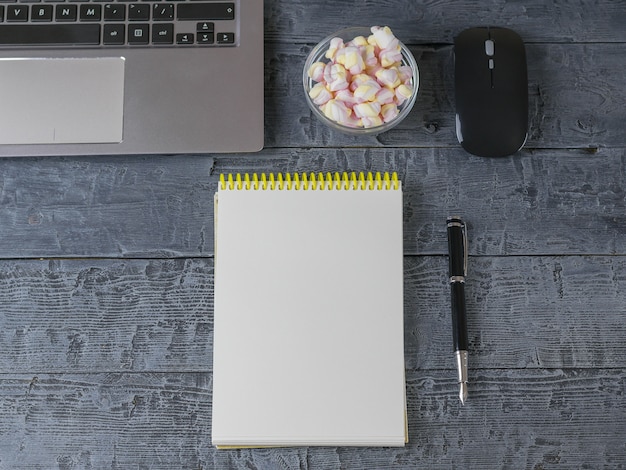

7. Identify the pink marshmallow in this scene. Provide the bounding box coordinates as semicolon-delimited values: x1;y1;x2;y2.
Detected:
370;26;399;50
379;48;402;68
375;67;401;88
381;103;399;122
354;82;381;102
361;116;384;128
307;61;326;82
322;99;352;123
325;37;344;61
353;102;382;119
395;84;413;105
323;63;349;92
309;82;333;106
347;35;368;47
362;45;378;67
335;89;360;108
398;65;413;83
349;73;373;92
335;46;365;75
375;87;395;105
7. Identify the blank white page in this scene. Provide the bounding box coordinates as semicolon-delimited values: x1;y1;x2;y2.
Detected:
212;174;405;447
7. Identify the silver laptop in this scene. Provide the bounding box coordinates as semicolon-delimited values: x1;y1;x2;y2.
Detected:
0;0;263;156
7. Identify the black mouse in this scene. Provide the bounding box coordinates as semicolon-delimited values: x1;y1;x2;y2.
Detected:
454;27;528;157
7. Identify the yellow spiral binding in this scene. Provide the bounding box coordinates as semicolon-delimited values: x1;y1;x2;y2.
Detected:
219;172;400;191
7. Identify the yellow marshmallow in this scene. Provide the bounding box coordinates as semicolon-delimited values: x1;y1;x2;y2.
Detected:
354;102;382;118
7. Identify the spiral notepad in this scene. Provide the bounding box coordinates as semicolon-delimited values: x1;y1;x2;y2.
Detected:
212;172;406;448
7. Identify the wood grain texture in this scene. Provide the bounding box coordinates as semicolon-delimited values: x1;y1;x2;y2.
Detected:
0;369;624;469
1;256;624;373
1;148;624;258
0;259;214;373
264;0;626;43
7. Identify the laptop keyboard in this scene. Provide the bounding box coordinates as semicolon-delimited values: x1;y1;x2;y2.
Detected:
0;0;235;46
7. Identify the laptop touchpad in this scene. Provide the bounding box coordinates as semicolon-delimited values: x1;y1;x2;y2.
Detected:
0;57;124;145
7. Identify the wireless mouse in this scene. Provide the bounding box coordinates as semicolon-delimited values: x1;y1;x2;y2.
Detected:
454;27;528;157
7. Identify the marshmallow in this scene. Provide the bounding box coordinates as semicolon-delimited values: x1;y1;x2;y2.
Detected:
325;37;344;61
370;26;399;50
323;99;352;123
307;61;326;82
335;46;365;75
362;45;378;68
381;103;399;122
353;102;382;118
375;87;395;105
323;63;349;92
375;67;401;88
398;65;414;83
349;73;374;92
361;116;384;128
335;89;359;108
395;84;413;104
379;47;402;68
348;35;368;47
309;82;333;106
353;81;381;102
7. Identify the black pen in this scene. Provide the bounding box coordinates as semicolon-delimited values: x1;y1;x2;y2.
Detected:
447;216;469;404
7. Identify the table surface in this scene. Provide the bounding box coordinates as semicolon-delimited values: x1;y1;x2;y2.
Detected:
1;1;625;469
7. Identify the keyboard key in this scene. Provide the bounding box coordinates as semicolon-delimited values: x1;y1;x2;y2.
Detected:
152;23;174;44
128;23;148;44
79;3;101;20
6;5;28;21
103;3;124;20
176;32;193;44
103;23;124;44
177;3;234;20
152;22;172;44
55;4;77;21
216;32;234;44
31;4;53;20
152;3;173;20
196;21;213;32
0;23;100;44
197;32;213;44
128;4;149;20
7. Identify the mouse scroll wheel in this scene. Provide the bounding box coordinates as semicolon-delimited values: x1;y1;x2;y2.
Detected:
485;39;495;56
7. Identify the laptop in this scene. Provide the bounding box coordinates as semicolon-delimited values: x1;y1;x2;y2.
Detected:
0;0;264;157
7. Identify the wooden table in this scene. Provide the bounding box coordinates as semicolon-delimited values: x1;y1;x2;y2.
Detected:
1;1;625;468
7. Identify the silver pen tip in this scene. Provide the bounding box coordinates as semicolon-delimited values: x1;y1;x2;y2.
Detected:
459;382;468;405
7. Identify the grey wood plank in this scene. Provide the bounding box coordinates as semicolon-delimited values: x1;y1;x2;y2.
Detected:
0;155;217;258
1;148;624;258
0;369;624;469
264;43;626;149
0;258;214;373
265;0;626;44
1;256;625;373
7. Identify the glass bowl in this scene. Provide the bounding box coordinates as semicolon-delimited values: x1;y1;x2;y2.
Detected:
303;26;419;136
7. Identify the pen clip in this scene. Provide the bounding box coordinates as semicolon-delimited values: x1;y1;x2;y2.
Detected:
461;221;468;276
